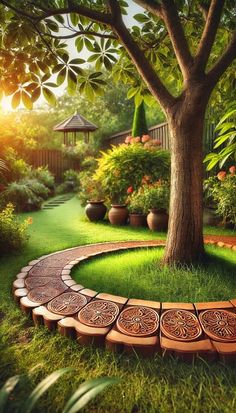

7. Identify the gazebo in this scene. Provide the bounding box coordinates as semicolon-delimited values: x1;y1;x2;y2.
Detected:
53;111;98;145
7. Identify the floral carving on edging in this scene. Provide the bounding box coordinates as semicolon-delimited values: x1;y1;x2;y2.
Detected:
199;309;236;342
78;300;120;327
47;292;87;315
117;306;159;337
160;309;202;341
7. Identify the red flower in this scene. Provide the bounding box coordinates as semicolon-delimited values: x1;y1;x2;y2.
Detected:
217;171;226;181
127;186;134;194
229;165;236;175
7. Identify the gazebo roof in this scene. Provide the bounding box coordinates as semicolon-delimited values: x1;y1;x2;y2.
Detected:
53;111;98;132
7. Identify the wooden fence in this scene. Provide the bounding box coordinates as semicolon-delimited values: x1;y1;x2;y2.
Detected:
106;119;216;153
29;149;77;181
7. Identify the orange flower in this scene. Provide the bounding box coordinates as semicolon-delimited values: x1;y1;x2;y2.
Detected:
217;171;226;181
134;136;141;143
125;136;132;144
229;165;236;175
27;217;33;225
153;139;161;146
141;134;150;143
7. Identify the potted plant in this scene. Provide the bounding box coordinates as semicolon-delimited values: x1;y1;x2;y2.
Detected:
128;187;147;227
108;193;129;225
78;172;107;222
143;181;170;231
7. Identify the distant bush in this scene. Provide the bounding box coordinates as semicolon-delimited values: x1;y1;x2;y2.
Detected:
56;169;80;194
0;203;31;253
1;179;49;212
4;147;31;181
30;166;55;192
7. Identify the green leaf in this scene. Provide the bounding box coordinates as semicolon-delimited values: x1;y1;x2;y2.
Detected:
20;368;71;413
0;375;20;413
52;63;64;74
62;377;119;413
69;58;85;65
75;37;83;53
42;87;57;106
84;38;94;52
134;13;149;23
12;91;21;109
54;14;64;24
216;108;236;127
22;90;33;110
37;61;49;73
70;13;79;26
57;67;67;86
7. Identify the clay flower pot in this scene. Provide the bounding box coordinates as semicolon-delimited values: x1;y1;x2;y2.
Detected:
129;213;147;227
108;204;129;225
85;200;107;222
147;209;169;231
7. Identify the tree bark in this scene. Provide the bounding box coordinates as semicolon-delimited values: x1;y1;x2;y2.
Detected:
163;88;208;265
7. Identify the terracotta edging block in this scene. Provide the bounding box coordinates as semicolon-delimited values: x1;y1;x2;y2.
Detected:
32;306;65;330
195;301;234;311
160;336;215;361
106;329;159;357
96;293;127;305
162;302;194;310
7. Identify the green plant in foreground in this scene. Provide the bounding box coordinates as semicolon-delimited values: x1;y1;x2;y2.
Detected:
204;104;236;170
0;203;31;254
0;368;119;413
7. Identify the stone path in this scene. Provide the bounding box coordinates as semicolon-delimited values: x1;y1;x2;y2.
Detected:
13;237;236;361
42;194;73;210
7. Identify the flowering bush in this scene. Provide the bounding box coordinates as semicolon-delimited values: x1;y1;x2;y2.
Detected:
125;134;162;149
204;167;236;226
78;171;105;206
95;143;170;204
128;181;170;214
0;203;31;253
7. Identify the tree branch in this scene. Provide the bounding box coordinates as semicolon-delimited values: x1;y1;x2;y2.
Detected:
133;0;162;16
194;0;225;72
135;0;193;79
39;30;117;40
108;0;175;111
207;31;236;87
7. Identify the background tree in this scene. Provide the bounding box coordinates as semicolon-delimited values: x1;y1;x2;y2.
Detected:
0;0;235;265
132;101;148;138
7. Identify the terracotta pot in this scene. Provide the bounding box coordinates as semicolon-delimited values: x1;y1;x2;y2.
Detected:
147;209;169;231
129;213;147;227
85;200;107;222
108;204;128;225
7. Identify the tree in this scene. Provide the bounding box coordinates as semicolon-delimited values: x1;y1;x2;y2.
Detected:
132;101;148;137
0;1;235;265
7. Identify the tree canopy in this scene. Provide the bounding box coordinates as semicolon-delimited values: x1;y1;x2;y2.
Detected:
0;0;235;112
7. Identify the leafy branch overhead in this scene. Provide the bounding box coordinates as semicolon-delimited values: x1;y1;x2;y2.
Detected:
0;0;235;109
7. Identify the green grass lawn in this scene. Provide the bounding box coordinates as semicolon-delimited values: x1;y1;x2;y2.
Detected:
73;247;236;302
0;196;236;413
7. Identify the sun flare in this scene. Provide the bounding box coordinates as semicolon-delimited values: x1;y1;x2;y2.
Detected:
0;96;14;112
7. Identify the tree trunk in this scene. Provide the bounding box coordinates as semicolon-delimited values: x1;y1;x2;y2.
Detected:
163;92;208;265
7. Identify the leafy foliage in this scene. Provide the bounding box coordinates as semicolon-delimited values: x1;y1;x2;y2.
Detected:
0;368;119;413
0;203;31;253
204;169;236;226
95;143;170;203
204;104;236;170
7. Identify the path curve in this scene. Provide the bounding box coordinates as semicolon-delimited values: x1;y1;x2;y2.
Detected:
13;238;236;361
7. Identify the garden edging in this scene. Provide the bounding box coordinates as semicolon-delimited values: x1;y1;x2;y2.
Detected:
13;238;236;361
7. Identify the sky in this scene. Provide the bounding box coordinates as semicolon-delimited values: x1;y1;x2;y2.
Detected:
0;1;143;112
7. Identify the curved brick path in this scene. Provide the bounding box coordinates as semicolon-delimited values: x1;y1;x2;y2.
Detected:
13;237;236;361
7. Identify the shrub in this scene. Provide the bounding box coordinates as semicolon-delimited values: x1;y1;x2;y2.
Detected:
30;166;55;191
56;169;80;194
0;203;31;253
62;141;95;163
1;179;49;212
4;147;31;181
81;156;98;172
141;181;170;212
95;143;170;203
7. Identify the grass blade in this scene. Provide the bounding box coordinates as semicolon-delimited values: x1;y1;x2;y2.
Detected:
63;377;120;413
0;375;20;413
20;368;72;413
